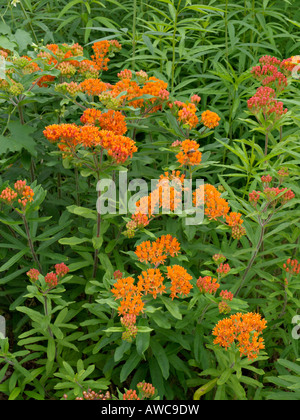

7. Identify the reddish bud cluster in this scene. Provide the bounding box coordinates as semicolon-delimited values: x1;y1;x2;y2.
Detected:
27;263;69;289
0;180;34;209
217;263;231;277
197;276;220;295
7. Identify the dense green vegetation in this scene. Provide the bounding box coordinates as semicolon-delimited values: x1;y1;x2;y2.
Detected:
0;0;299;401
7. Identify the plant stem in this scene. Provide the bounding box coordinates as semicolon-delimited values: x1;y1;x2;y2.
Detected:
92;190;101;279
43;295;54;339
132;0;137;71
264;131;269;156
171;0;182;93
235;224;265;297
22;214;43;273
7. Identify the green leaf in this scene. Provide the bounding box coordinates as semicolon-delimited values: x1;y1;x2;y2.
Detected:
217;368;233;386
0;248;28;272
120;350;141;382
8;387;21;400
0;121;37;157
150;338;169;380
14;29;32;52
193;377;218;400
160;296;182;320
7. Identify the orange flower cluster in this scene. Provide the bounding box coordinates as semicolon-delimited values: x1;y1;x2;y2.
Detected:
178;103;199;129
79;78;107;96
138;268;166;298
0;180;34;209
141;76;169;112
201;110;221;129
212;312;267;360
167;265;193;299
81;108;127;135
98;71;169;111
123;390;140;400
281;55;300;73
112;236;193;322
176;139;202;167
193;184;229;221
283;258;300;286
124;171;186;237
169;95;202;130
110;78;143;108
193;183;246;240
111;276;144;316
135;235;181;266
91;40;121;72
137;381;156;399
98;130;137;163
44;111;137;163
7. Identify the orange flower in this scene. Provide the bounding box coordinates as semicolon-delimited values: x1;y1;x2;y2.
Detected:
43;123;80;143
76;125;101;148
134;171;185;219
201;110;221;129
138;268;166;298
0;187;18;205
80;108;103;125
97;110;127;135
91;40;110;71
178;103;199;129
141;77;168;102
197;276;220;294
212;312;267;360
43;123;81;153
80;78;108;96
44;122;136;163
225;212;244;227
0;180;34;208
111;276;144;316
110;78;143;108
176;139;202;167
98;130;137;163
118;69;133;80
141;76;168;111
135;235;181;266
166;265;193;300
193;184;230;221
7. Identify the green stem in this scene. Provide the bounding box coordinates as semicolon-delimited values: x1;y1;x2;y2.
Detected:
132;0;137;71
171;0;182;93
235;220;267;297
22;214;43;273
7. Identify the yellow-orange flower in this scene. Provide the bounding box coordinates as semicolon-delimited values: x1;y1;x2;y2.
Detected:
193;184;230;221
110;78;143;108
97;130;137;163
80;109;127;135
166;265;193;300
111;276;144;316
137;268;166;298
201;110;221;129
80;78;108;96
178;103;199;129
212;312;267;360
91;40;110;71
225;212;244;227
176;139;202;167
135;235;181;266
